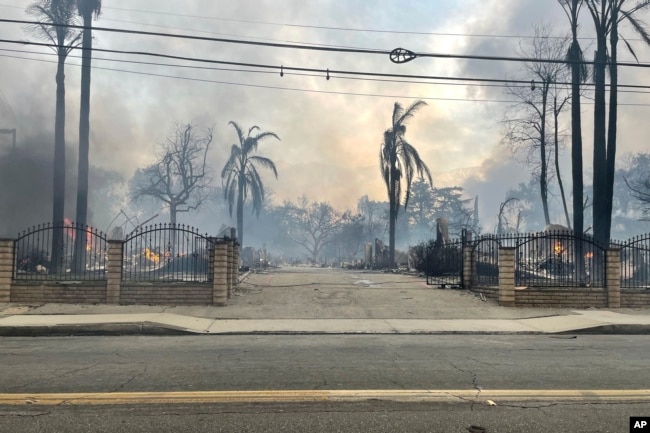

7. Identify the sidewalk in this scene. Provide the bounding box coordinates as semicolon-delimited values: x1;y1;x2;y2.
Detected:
1;267;649;336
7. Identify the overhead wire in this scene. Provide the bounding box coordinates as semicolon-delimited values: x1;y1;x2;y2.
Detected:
2;18;650;68
1;48;649;106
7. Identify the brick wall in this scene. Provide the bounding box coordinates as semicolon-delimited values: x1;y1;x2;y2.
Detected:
514;288;607;308
11;282;107;304
621;291;650;308
120;283;212;305
0;239;12;302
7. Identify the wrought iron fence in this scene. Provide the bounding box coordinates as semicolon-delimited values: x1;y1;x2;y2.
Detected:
619;234;650;289
14;222;107;281
425;238;464;288
123;224;216;282
472;235;500;287
514;231;606;288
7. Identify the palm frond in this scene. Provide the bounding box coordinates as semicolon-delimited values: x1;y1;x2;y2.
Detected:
228;121;246;147
621;9;650;46
395;100;427;127
249;155;278;178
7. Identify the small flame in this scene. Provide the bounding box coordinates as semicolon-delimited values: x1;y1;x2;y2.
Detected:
554;243;564;255
145;248;160;264
585;252;594;259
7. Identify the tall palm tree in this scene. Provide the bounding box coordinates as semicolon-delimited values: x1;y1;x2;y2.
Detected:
559;0;588;238
380;100;432;267
585;0;650;246
26;0;81;273
73;0;100;270
222;121;279;250
559;0;588;282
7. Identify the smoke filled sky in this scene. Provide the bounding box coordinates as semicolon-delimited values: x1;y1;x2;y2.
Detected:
1;0;650;232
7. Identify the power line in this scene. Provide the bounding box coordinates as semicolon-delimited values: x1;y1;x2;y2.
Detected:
3;37;650;91
2;2;649;44
2;50;649;107
95;4;646;43
2;18;650;68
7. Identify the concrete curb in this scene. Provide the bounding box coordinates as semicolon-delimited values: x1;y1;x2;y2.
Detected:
0;323;192;337
3;323;650;337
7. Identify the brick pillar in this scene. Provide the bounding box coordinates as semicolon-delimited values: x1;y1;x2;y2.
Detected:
230;228;239;293
106;239;123;304
233;242;240;290
0;239;13;302
606;248;621;308
226;238;233;298
212;240;228;306
463;245;473;289
498;247;516;307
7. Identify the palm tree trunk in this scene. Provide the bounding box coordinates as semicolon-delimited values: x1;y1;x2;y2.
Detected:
73;10;93;272
605;4;619;245
237;174;245;252
388;167;397;268
592;34;608;247
52;54;67;274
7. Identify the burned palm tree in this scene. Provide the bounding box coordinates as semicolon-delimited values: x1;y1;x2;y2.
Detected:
221;121;279;251
585;0;650;247
73;0;101;271
26;0;81;273
380;100;432;267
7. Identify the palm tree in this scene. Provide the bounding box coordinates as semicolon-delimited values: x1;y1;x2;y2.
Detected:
380;100;432;267
585;0;650;246
559;0;589;282
559;0;588;238
73;0;100;270
222;121;279;250
26;0;81;273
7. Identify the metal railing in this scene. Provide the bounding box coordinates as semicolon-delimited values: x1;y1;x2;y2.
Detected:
13;222;107;281
472;235;500;287
619;234;650;289
514;231;605;288
425;238;464;288
122;224;216;282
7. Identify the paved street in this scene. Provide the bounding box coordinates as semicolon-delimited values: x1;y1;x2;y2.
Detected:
1;267;650;432
1;334;650;432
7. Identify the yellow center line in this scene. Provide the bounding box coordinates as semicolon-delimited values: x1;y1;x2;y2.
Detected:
1;390;650;405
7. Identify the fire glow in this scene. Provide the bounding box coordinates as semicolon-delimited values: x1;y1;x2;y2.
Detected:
144;248;160;264
63;218;95;251
554;243;565;256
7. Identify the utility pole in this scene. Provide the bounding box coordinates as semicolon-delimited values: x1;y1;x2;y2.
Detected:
0;128;16;152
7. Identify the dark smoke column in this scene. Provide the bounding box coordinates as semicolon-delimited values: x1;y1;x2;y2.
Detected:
73;0;102;272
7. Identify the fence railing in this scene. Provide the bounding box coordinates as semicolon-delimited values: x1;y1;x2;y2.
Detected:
425;238;464;288
473;235;500;287
514;231;606;288
13;222;107;281
122;224;217;282
618;234;650;289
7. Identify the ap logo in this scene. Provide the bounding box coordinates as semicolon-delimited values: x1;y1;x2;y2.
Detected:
631;417;650;432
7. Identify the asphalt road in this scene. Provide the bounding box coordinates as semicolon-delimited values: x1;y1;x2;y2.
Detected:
1;335;649;432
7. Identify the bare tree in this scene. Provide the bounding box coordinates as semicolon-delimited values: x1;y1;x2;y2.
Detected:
131;124;213;226
279;196;349;264
625;175;650;220
502;25;570;227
